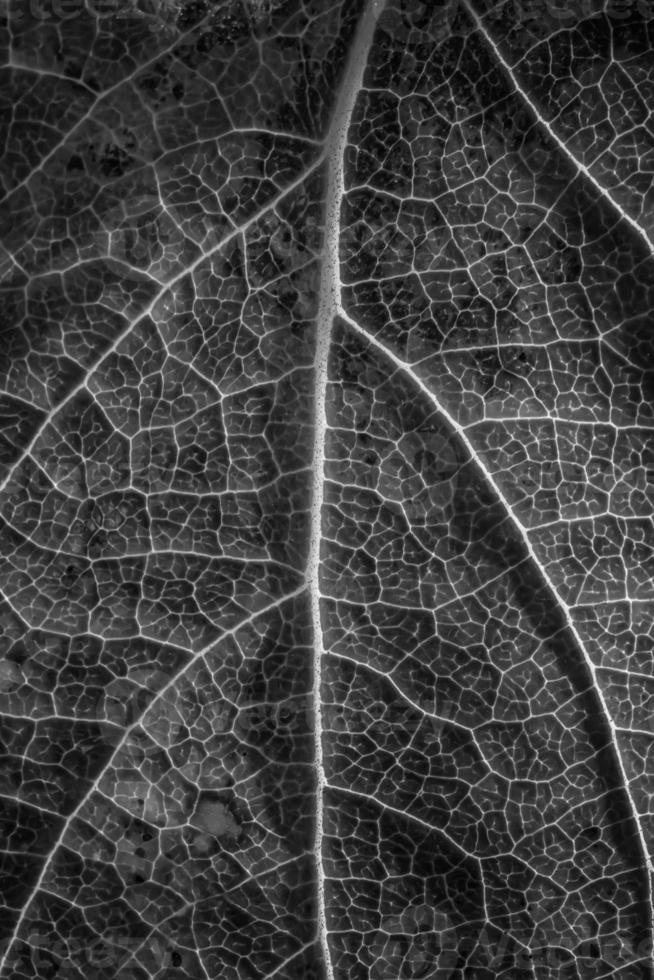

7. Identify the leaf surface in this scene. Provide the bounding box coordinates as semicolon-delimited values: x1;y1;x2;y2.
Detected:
0;1;653;978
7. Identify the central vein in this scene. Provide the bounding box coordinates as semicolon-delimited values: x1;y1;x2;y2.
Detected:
307;2;384;977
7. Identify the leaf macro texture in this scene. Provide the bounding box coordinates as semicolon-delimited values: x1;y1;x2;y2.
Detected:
1;0;654;977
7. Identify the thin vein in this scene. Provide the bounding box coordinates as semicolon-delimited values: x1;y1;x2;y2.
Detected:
0;160;322;499
0;585;306;976
461;0;654;257
337;306;654;935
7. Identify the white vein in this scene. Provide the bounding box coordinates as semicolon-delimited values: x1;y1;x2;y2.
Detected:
307;3;384;977
460;0;654;258
337;304;654;933
0;160;321;499
0;585;306;977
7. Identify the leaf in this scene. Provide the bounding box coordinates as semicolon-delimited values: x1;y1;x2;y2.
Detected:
0;1;653;978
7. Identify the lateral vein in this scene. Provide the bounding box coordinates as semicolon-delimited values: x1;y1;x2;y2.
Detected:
461;0;654;258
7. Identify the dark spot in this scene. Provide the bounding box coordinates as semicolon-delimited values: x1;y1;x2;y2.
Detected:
177;0;207;30
139;70;162;92
99;144;132;179
8;642;27;666
66;155;84;173
62;564;80;588
218;7;250;43
119;127;137;151
64;60;83;79
196;30;217;53
415;448;437;471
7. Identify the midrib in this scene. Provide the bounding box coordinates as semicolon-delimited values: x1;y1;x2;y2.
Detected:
307;2;383;977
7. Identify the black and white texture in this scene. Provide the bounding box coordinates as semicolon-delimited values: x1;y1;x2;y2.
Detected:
1;0;654;977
